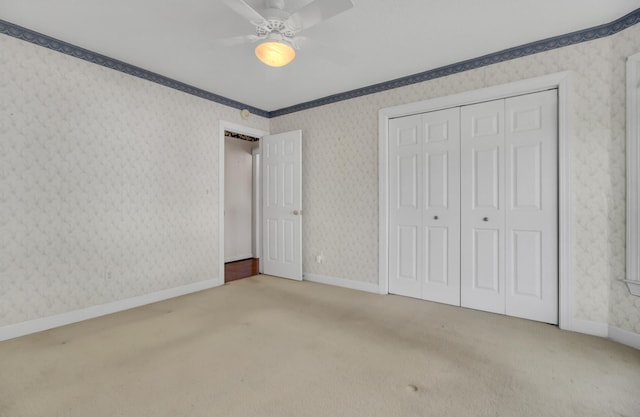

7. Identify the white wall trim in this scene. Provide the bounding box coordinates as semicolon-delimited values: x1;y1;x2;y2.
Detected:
557;73;575;331
609;325;640;350
626;53;640;294
567;321;640;350
252;147;261;260
0;279;222;342
571;318;609;338
219;121;268;280
623;280;640;296
304;273;382;294
378;71;576;330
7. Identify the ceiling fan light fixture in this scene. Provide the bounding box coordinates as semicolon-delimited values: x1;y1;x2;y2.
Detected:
255;41;295;67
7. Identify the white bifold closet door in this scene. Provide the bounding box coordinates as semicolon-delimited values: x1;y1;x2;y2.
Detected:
461;90;558;324
388;108;461;306
460;99;506;314
389;89;558;324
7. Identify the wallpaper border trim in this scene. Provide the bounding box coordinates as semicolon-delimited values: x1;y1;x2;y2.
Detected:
271;7;640;116
1;7;640;118
0;279;222;342
0;19;270;118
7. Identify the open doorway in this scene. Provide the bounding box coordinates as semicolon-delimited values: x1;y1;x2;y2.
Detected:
218;121;302;283
223;129;260;282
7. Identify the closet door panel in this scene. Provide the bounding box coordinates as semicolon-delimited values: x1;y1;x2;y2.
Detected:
461;99;506;314
505;90;558;324
422;108;460;305
389;115;423;298
473;228;501;291
388;90;558;324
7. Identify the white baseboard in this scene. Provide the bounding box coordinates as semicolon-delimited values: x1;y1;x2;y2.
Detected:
0;278;223;342
4;277;638;350
571;318;609;337
570;320;640;349
303;273;380;294
300;277;640;350
609;325;640;350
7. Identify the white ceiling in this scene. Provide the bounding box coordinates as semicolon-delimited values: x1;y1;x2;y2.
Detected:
2;0;639;111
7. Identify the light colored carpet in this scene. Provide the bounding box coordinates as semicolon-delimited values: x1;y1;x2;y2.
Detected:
1;275;639;417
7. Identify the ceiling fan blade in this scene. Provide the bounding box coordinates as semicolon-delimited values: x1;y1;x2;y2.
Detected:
224;0;267;24
217;34;262;47
287;0;354;31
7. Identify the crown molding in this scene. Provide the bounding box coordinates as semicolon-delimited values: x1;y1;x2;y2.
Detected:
0;19;270;118
270;7;640;117
2;7;640;119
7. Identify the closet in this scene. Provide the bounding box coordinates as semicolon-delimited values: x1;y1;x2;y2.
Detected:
388;90;558;324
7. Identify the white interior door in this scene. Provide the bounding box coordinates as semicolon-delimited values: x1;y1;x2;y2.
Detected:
389;114;423;297
460;99;506;314
261;130;302;281
460;92;558;322
388;109;461;305
422;108;461;305
504;90;558;324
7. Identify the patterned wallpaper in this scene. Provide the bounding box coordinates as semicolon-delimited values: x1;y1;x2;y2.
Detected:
2;19;640;336
609;26;640;334
0;33;268;327
271;24;640;334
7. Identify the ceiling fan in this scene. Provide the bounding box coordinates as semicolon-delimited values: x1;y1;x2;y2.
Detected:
223;0;354;67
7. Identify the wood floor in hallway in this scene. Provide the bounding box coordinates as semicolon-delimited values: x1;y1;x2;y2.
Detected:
225;258;259;282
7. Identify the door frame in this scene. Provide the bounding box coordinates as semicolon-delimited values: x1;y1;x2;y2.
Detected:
378;71;575;330
219;120;269;283
252;147;261;269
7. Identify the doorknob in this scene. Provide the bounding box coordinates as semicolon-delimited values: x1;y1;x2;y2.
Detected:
434;216;439;220
483;217;489;222
293;210;300;215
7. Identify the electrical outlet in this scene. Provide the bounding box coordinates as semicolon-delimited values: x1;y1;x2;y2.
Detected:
104;270;112;280
315;254;323;264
